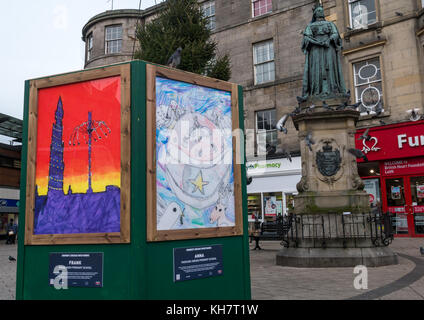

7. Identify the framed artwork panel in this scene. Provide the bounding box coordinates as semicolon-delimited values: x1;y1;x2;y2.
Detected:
146;64;243;242
25;64;131;245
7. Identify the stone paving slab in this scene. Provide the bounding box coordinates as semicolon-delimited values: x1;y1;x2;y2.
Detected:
249;238;424;300
1;238;423;300
0;243;17;300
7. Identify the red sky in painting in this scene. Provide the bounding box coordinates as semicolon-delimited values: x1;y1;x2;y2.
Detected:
35;76;121;195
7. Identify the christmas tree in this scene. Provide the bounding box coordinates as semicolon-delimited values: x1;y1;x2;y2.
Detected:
134;0;231;81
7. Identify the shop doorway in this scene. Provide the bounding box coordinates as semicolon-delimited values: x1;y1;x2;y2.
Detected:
383;175;424;237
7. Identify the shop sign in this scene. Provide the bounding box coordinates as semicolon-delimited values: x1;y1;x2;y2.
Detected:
246;159;285;175
392;214;408;231
355;121;424;162
414;206;424;214
382;158;424;176
388;206;406;214
414;215;424;225
0;199;19;208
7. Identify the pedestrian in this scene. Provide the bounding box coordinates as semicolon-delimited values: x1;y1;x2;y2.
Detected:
6;219;17;245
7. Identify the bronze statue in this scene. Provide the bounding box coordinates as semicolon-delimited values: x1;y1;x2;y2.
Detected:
299;4;348;102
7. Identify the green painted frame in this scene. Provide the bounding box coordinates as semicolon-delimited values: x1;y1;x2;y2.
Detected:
16;61;251;300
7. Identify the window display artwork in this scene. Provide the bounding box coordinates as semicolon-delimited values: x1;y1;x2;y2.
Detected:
34;77;122;235
417;185;424;199
391;186;401;200
155;77;235;230
264;196;277;216
364;178;380;206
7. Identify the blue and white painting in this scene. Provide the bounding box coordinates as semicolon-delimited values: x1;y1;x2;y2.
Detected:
155;77;235;230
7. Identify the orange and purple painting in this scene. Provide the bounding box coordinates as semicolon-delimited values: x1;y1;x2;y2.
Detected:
34;76;122;235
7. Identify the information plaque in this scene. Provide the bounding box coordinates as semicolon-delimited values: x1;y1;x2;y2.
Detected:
173;245;223;282
49;253;104;288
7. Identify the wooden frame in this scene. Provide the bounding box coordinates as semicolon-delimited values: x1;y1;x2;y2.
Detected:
25;64;131;245
146;64;243;242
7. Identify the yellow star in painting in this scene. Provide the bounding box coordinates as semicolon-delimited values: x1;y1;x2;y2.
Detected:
190;171;209;195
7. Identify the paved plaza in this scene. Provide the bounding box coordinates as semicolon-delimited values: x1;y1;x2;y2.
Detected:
0;243;17;300
1;238;423;300
250;238;424;300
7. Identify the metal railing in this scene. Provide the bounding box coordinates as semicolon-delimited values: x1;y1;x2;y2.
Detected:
280;211;394;249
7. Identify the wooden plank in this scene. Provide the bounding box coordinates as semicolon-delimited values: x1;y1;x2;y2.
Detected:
24;81;38;245
24;64;132;246
120;64;131;243
29;233;122;245
32;65;126;89
155;227;240;242
155;66;233;92
146;64;157;242
231;84;244;236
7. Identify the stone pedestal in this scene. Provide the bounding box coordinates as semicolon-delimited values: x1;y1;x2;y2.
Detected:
276;99;398;267
276;247;398;268
292;99;369;214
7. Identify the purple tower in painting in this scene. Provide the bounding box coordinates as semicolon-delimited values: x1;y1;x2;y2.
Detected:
47;97;65;194
34;97;120;235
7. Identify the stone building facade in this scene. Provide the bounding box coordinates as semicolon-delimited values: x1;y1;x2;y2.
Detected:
82;0;424;158
0;113;22;237
0;143;21;238
81;0;424;224
82;8;157;69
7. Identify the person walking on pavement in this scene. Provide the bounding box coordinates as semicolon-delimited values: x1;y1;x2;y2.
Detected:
6;219;17;245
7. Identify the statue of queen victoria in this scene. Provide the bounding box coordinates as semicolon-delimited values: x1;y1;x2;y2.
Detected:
299;4;349;102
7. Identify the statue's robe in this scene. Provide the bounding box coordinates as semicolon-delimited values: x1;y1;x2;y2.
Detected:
301;20;347;100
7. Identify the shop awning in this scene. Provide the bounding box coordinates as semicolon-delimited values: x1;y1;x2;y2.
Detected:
246;156;301;193
0;113;23;143
247;174;301;194
0;199;19;213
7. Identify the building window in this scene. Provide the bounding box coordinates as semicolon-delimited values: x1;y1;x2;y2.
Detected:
248;194;262;221
252;0;272;17
202;1;216;31
253;40;275;85
87;33;93;61
256;109;277;155
105;25;122;54
348;0;377;29
353;57;383;115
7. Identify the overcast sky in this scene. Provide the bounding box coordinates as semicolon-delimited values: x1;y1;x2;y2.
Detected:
1;0;163;121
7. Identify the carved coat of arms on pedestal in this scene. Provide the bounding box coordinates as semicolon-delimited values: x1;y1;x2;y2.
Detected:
316;142;341;177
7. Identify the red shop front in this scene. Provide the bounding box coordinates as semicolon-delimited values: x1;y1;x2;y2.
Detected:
355;120;424;237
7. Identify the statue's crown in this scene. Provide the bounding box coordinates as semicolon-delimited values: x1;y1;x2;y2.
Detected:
312;3;323;12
